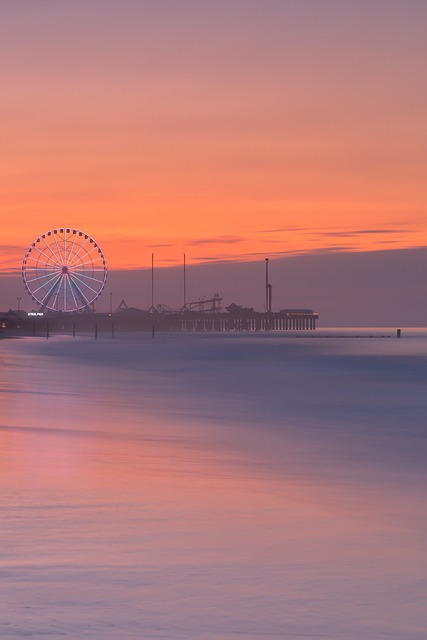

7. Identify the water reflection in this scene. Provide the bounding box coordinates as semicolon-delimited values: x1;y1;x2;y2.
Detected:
0;334;426;638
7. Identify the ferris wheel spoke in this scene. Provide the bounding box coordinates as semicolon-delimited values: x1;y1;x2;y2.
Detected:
74;268;106;275
39;273;63;307
66;232;78;265
31;247;58;267
52;275;65;311
52;232;64;266
70;270;105;284
63;273;67;310
31;271;63;295
24;264;60;275
69;272;100;295
29;245;60;268
67;243;86;268
63;229;67;262
68;236;90;268
69;244;100;268
24;260;59;272
68;274;91;307
41;235;61;266
37;272;62;296
25;271;61;285
40;236;57;261
66;275;79;308
72;256;104;270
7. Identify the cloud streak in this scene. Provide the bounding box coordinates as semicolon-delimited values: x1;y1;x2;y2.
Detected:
189;235;244;246
0;244;23;275
307;228;413;238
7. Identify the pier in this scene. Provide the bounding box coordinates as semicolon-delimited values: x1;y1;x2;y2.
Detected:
1;308;318;337
178;309;318;332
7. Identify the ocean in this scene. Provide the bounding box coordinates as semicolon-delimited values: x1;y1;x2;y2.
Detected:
1;329;427;639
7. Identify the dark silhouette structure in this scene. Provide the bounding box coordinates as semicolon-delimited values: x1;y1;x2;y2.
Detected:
0;305;318;337
2;254;319;336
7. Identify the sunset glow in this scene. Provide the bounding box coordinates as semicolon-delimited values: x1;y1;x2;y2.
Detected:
1;1;426;274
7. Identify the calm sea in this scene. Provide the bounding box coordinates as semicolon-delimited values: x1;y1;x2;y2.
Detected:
1;329;427;639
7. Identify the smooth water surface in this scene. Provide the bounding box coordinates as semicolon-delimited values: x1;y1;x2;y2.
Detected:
1;330;427;639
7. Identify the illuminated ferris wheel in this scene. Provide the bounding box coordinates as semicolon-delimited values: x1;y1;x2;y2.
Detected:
22;228;107;312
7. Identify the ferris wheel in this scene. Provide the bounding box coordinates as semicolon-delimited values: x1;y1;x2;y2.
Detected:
22;228;107;312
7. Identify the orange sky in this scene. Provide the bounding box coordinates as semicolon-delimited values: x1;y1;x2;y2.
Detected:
1;1;426;274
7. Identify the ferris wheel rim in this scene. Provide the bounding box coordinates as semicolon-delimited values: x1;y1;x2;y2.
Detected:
22;227;108;313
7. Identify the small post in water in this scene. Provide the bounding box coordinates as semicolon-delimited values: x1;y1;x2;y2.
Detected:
73;322;76;338
46;322;49;340
397;328;401;338
33;321;36;337
111;323;115;339
95;324;98;340
152;324;155;339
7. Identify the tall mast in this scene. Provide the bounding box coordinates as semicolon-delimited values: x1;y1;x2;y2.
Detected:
265;258;269;312
183;253;186;309
151;253;154;310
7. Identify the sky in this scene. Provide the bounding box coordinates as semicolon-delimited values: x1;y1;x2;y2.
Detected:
1;1;426;324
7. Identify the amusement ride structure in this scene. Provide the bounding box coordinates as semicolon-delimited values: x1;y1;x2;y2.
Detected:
22;228;107;312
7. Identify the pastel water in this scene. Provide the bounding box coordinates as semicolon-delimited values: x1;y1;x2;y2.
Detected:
1;330;426;639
